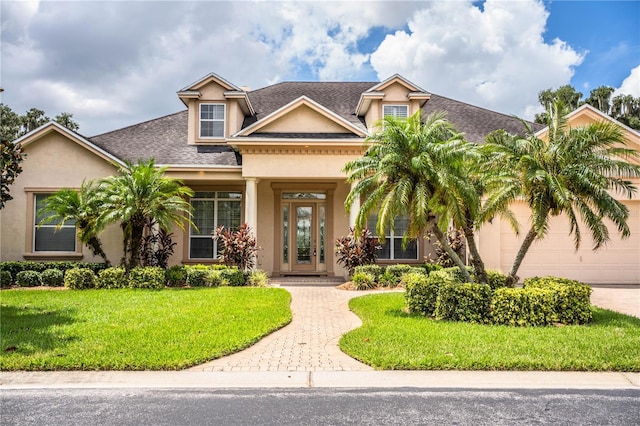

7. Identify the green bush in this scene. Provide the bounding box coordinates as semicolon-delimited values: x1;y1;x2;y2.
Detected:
64;268;96;290
523;276;592;324
440;266;474;282
423;263;443;275
379;264;414;287
483;269;509;290
40;269;64;287
435;282;492;323
0;261;108;277
246;270;269;287
207;269;223;287
97;267;127;289
16;270;42;287
352;271;376;290
186;266;209;287
165;265;187;287
1;270;13;287
490;287;557;326
128;267;165;289
220;267;245;286
404;273;437;316
353;265;384;281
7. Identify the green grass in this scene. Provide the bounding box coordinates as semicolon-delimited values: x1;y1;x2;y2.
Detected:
340;293;640;371
1;287;291;371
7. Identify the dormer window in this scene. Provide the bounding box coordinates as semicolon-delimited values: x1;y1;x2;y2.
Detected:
383;104;409;119
199;103;225;138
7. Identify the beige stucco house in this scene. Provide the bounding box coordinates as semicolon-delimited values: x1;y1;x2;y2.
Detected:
2;73;638;283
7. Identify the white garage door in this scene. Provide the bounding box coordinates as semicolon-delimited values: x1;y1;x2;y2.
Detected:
500;201;640;284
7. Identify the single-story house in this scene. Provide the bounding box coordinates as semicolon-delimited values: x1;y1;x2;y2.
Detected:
1;73;638;283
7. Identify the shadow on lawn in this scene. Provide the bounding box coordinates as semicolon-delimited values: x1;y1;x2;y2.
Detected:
0;304;77;356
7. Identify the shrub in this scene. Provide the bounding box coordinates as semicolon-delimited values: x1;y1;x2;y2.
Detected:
435;282;492;323
64;268;96;289
207;269;223;287
213;223;258;272
1;270;13;287
335;228;381;276
353;264;384;282
0;261;108;277
220;267;245;287
40;268;64;287
440;266;473;282
128;267;165;289
246;270;269;287
523;276;592;324
422;263;443;275
186;265;209;287
379;264;414;288
405;270;457;316
351;271;376;290
483;269;509;290
490;287;557;326
16;270;42;287
97;267;127;289
165;265;187;287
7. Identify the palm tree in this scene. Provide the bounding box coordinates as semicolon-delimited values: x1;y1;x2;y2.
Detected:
484;101;640;284
39;180;110;264
97;159;193;271
344;110;477;282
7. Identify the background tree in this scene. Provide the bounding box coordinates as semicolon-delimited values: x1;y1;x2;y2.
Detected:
534;85;583;123
97;159;193;271
21;108;49;134
585;86;615;113
485;101;640;285
0;103;80;141
54;112;80;133
0;140;25;209
0;104;22;142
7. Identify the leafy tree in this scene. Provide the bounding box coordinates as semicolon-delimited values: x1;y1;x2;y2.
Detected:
54;112;80;133
0;104;81;141
484;101;640;285
0;104;22;142
39;180;110;264
534;85;583;123
585;86;615;113
97;159;193;271
344;111;476;282
21;108;49;134
0;140;25;209
611;94;640;130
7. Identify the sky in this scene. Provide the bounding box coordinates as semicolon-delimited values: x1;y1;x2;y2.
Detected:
1;0;639;137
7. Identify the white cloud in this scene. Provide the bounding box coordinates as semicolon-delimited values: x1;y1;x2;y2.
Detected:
614;65;640;98
370;0;584;119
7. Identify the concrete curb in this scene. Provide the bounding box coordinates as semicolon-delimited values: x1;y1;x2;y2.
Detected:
2;370;638;390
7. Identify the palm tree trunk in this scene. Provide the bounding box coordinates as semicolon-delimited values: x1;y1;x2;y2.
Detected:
507;226;538;286
432;226;472;282
463;221;487;284
87;236;111;266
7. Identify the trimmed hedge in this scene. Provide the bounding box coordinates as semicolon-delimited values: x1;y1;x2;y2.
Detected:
379;264;417;288
1;270;12;287
16;270;42;287
97;267;128;289
129;267;165;289
165;265;187;287
41;269;64;287
353;265;384;281
435;282;492;323
0;261;108;277
491;287;557;326
220;267;245;286
64;268;96;289
352;271;376;290
523;276;592;324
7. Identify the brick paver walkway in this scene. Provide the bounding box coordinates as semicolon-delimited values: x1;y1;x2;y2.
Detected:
189;286;377;372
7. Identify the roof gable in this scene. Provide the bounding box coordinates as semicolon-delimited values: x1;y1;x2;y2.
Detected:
234;96;368;138
355;74;430;116
16;121;124;166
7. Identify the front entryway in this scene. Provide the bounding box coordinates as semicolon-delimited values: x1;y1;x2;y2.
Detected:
287;199;326;273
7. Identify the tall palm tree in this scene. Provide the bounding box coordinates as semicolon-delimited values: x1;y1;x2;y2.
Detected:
344;110;477;282
39;180;110;264
97;159;193;271
484;101;640;284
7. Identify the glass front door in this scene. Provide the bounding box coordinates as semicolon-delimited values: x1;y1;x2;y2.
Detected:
293;205;315;271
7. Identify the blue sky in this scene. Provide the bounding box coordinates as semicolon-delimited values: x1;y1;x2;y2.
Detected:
1;1;638;136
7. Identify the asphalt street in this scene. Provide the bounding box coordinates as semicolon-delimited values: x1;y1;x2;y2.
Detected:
2;387;639;426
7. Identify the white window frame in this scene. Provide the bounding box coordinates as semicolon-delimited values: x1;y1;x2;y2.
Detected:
189;191;242;260
383;104;409;120
368;215;419;261
33;193;77;253
199;103;226;139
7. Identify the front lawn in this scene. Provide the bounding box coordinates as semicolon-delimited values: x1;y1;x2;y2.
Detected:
0;287;291;370
340;293;640;371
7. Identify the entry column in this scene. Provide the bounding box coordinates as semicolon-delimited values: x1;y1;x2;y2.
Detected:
349;181;360;228
244;177;259;235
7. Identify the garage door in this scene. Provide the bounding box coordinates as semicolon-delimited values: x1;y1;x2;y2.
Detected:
500;201;640;284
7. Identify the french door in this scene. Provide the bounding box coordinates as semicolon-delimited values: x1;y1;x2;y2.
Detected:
282;200;326;273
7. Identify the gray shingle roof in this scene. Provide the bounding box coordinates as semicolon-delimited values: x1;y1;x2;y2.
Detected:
89;111;241;166
86;79;541;165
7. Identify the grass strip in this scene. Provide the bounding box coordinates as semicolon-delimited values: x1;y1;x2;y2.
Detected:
340;293;640;371
1;287;291;371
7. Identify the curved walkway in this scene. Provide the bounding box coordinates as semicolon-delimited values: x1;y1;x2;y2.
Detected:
189;286;380;372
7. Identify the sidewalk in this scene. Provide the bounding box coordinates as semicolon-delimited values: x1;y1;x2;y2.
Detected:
1;284;638;390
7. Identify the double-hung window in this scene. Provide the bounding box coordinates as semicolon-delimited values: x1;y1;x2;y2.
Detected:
199;103;225;139
34;194;77;252
189;191;242;259
368;215;418;260
383;104;409;120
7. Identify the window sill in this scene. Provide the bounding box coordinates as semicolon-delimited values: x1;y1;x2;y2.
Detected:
24;253;84;261
182;259;223;265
